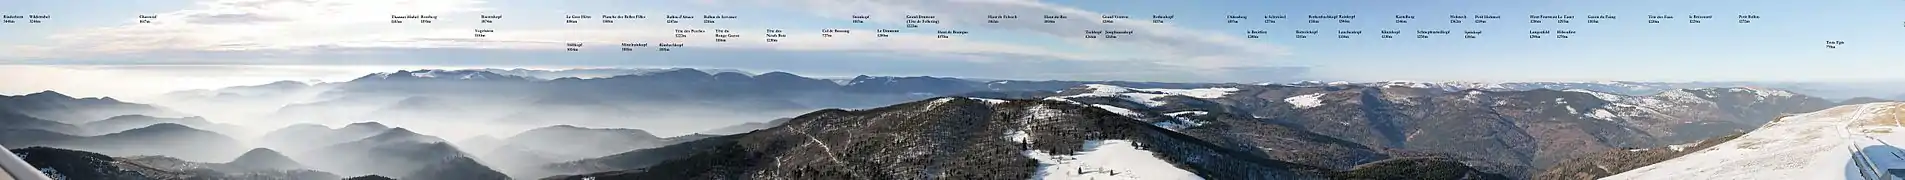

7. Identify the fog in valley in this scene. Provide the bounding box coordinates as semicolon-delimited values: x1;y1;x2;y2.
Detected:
0;66;937;178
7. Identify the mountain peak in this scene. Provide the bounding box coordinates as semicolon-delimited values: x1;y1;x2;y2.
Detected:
227;148;304;170
103;114;157;121
375;127;420;137
354;69;529;82
281;123;332;130
22;90;73;99
133;123;196;132
643;68;712;78
710;71;752;80
754;71;801;78
402;156;510;180
239;147;283;156
263;80;308;86
342;122;390;130
363;127;446;143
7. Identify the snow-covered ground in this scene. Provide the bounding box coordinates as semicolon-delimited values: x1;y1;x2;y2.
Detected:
1285;93;1325;109
1020;139;1204;180
1605;102;1905;180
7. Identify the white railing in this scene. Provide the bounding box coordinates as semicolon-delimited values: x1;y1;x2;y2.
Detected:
0;144;54;180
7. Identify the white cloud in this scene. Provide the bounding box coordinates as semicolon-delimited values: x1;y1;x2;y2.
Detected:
34;0;489;54
12;0;1111;64
5;0;1300;81
731;0;1291;68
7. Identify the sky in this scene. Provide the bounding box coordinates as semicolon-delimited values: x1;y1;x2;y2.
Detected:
2;0;1904;97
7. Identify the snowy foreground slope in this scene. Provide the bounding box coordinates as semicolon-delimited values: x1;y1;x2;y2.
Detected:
1605;102;1905;180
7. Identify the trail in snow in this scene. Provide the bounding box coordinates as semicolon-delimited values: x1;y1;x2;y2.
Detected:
792;127;845;165
1842;104;1905;180
1841;104;1878;180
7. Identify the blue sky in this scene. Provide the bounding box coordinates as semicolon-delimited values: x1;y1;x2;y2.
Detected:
2;0;1902;83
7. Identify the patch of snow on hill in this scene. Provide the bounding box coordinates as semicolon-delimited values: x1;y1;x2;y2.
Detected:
1666;143;1692;152
1738;87;1796;99
1372;81;1436;88
1006;130;1031;143
971;97;1008;104
1286;93;1326;109
1587;109;1619;121
1091;104;1143;118
1166;111;1208;117
1567;89;1629;102
1068;84;1166;106
408;70;440;78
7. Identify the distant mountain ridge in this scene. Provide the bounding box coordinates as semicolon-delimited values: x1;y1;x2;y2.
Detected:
480;67;750;80
0;110;82;134
80;114;240;136
258;122;397;153
545;97;1505;179
3;123;247;162
699;118;792;135
0;90;182;124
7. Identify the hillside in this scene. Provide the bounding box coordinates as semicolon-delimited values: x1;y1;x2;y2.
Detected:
1534;133;1746;179
10;146;341;180
1052;83;1837;173
1604;102;1905;179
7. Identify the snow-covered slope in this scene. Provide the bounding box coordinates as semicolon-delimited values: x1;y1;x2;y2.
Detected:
1605;102;1905;180
1008;106;1203;180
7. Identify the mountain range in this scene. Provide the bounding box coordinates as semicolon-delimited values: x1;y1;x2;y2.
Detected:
3;123;246;162
5;67;1901;180
1;91;182;124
